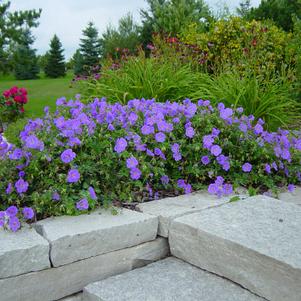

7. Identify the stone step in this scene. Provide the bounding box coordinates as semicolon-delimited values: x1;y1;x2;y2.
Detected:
35;208;158;267
169;195;301;301
83;257;264;301
137;191;246;237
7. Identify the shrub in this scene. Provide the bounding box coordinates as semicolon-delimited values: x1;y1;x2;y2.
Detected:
0;97;300;231
0;86;28;131
180;17;291;77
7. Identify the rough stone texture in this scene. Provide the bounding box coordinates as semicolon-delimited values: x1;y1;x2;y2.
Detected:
0;238;168;301
83;257;264;301
58;293;83;301
35;208;158;267
279;186;301;206
137;191;246;237
0;226;50;279
170;195;301;301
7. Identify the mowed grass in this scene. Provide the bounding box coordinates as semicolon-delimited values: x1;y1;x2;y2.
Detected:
0;72;77;144
0;71;77;118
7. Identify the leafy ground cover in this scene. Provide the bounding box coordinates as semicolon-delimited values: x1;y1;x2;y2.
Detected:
0;97;300;231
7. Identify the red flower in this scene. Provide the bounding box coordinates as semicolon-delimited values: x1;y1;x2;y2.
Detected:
252;39;257;47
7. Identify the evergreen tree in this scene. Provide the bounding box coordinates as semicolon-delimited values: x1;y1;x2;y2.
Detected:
44;35;66;78
73;49;83;76
13;30;39;80
237;0;251;18
0;1;41;74
79;22;100;74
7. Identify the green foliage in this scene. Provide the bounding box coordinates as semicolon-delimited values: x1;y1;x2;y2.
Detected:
79;22;101;74
140;0;212;45
78;51;203;104
72;50;83;76
180;17;291;78
100;13;140;59
13;30;39;80
246;0;301;32
44;35;66;78
0;1;41;73
190;72;301;130
236;0;251;18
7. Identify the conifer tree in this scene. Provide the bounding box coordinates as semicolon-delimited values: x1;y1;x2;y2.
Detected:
13;30;39;80
45;35;66;78
79;22;100;74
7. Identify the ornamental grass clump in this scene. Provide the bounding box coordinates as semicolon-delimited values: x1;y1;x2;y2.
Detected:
0;96;301;231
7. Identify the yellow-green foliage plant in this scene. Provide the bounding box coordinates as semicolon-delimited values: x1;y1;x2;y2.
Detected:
180;17;292;77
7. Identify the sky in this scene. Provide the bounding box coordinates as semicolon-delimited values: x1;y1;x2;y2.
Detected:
9;0;261;59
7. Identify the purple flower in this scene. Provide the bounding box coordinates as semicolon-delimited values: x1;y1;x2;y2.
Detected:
288;184;295;193
67;169;80;183
208;176;232;198
171;143;180;153
203;135;214;149
6;206;18;217
242;163;252;172
6;183;13;194
201;156;210;165
185;127;195;138
88;187;97;200
239;123;248;133
254;123;263;135
24;135;44;151
161;175;169;185
155;132;166;143
141;124;154;135
126;156;139;169
114;138;127;153
130;167;141;180
210;145;222;157
265;164;271;174
220;108;233;120
52;191;60;201
61;149;76;163
76;198;89;210
18;171;25;178
15;178;29;194
9;216;21;232
9;148;23;160
212;128;220;137
22;207;34;220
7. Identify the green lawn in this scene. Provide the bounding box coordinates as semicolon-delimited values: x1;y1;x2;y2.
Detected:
0;72;77;144
0;72;77;118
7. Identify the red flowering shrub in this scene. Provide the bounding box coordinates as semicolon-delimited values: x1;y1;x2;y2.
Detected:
0;86;28;127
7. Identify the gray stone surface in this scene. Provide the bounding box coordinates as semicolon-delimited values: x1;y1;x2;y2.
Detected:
35;208;158;267
137;191;245;237
0;238;168;301
279;186;301;206
58;292;82;301
0;226;50;279
170;195;301;301
83;257;264;301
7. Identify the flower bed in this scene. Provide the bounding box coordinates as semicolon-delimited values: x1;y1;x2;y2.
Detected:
0;96;300;231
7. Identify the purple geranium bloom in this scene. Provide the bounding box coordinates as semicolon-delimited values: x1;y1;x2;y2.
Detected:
126;156;139;169
25;135;44;151
161;175;169;185
171;143;180;153
22;207;34;220
6;183;13;194
265;164;271;174
210;145;222;157
203;135;214;149
201;156;210;165
288;184;295;193
6;206;18;217
220;108;233;120
185;127;195;138
18;171;25;178
67;169;80;183
61;149;76;163
9;216;21;232
9;148;23;160
173;152;182;161
155;132;166;143
254;123;263;135
15;178;29;194
141;124;154;135
239;123;248;133
242;163;252;173
114;138;127;153
130;167;141;180
88;187;97;200
76;198;89;211
52;191;60;201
